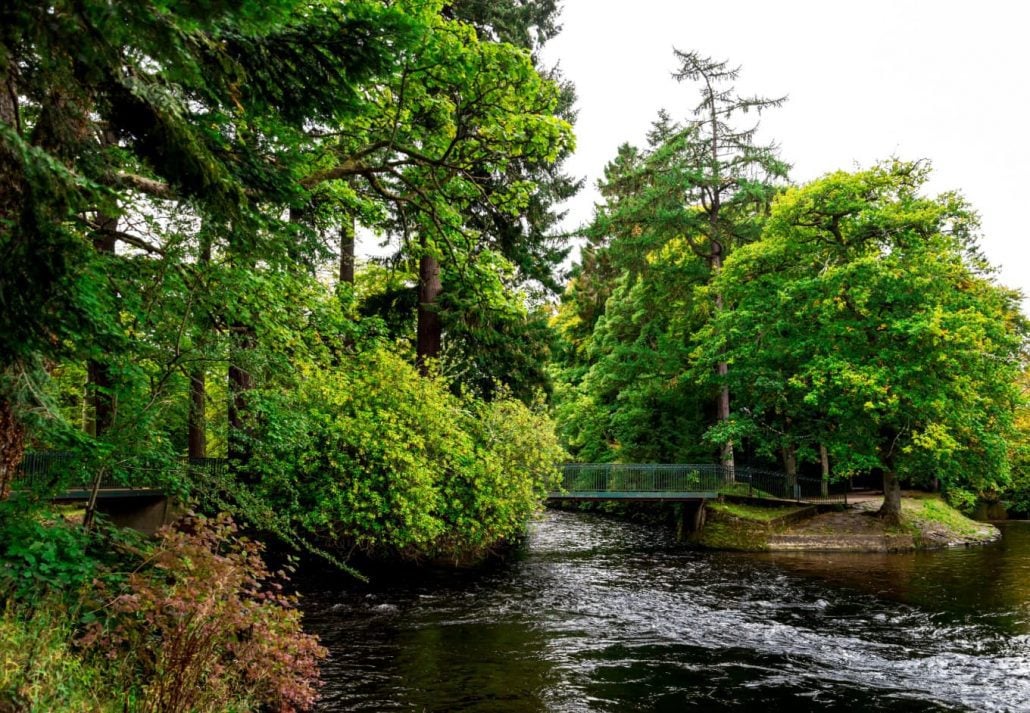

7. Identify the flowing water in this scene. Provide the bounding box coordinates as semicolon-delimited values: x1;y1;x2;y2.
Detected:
301;511;1030;712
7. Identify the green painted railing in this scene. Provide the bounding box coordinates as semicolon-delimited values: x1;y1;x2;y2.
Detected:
550;463;849;505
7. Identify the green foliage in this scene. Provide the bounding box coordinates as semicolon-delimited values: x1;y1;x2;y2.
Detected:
245;345;564;562
696;161;1025;498
0;505;96;600
0;602;122;713
1003;375;1030;515
551;53;786;464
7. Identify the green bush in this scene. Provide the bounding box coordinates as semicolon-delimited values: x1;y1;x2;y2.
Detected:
944;486;977;515
0;504;96;600
450;395;565;550
249;349;565;562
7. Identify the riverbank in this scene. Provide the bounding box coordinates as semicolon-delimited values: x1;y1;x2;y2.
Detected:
696;493;1000;552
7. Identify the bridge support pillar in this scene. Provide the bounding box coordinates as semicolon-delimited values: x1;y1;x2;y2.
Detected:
691;501;707;533
676;501;707;541
97;496;182;535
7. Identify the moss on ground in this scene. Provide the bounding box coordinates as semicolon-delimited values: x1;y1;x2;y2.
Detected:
717;483;779;500
693;500;810;551
697;494;997;552
707;500;808;523
695;519;771;551
897;496;998;546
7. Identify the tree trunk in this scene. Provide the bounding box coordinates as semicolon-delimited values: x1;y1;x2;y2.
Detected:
339;217;355;285
188;370;206;459
0;60;21;225
819;443;830;498
879;469;902;525
781;443;798;500
0;71;28;498
187;237;211;459
87;216;118;437
710;246;735;476
0;396;26;500
227;226;256;469
417;246;443;375
82;203;118;529
227;327;255;465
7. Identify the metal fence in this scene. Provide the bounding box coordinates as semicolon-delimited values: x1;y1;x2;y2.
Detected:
555;463;728;497
16;453;850;506
552;463;850;505
12;452;230;496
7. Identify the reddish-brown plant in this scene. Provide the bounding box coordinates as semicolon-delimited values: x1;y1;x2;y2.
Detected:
81;513;326;713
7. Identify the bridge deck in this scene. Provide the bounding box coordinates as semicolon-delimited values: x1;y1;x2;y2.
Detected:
547;490;718;501
14;455;850;507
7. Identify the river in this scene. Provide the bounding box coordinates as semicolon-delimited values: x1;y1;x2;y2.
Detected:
301;510;1030;712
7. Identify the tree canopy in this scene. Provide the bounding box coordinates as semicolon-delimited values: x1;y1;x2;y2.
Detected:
0;0;575;558
694;161;1026;519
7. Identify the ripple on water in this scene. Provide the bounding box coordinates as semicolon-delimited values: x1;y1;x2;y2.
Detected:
304;512;1030;712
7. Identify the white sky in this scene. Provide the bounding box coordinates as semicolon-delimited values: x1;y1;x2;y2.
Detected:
539;0;1030;314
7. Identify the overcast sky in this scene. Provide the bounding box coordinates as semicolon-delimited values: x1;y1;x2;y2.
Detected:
539;0;1030;313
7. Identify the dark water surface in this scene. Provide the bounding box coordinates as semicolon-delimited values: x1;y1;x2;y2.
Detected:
301;512;1030;712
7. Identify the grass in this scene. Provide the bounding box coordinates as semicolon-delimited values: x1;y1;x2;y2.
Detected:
708;500;808;523
901;496;995;540
0;603;121;713
694;500;810;550
717;482;779;500
701;493;996;552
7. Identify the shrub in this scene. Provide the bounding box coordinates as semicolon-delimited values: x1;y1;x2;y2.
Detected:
443;395;565;552
249;350;566;563
81;513;325;713
0;503;97;600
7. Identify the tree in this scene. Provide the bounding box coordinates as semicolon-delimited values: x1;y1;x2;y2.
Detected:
300;3;575;386
553;53;787;466
0;0;414;486
697;161;1026;522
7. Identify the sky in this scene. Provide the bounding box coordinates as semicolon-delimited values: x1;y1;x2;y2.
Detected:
538;0;1030;313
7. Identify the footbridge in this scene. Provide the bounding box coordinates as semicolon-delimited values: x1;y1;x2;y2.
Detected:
548;463;848;505
10;453;226;533
12;454;849;534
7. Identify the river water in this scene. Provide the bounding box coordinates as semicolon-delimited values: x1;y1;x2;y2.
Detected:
302;511;1030;712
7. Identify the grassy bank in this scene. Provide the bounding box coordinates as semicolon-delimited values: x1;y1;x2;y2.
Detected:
692;500;813;551
695;494;998;552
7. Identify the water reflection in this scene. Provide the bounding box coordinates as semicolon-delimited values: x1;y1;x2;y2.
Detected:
759;523;1030;634
303;514;1030;712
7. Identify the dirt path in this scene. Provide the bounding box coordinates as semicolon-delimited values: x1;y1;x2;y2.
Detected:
766;494;998;552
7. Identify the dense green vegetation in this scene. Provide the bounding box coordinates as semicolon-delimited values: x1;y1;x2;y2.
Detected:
2;0;1028;708
0;0;572;551
552;58;1027;524
1;0;572;709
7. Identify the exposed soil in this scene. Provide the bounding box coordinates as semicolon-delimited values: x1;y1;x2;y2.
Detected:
768;497;999;552
697;493;1000;553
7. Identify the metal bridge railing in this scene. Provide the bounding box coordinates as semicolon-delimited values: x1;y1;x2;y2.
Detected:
12;452;230;496
16;453;850;506
553;463;849;505
557;463;728;496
